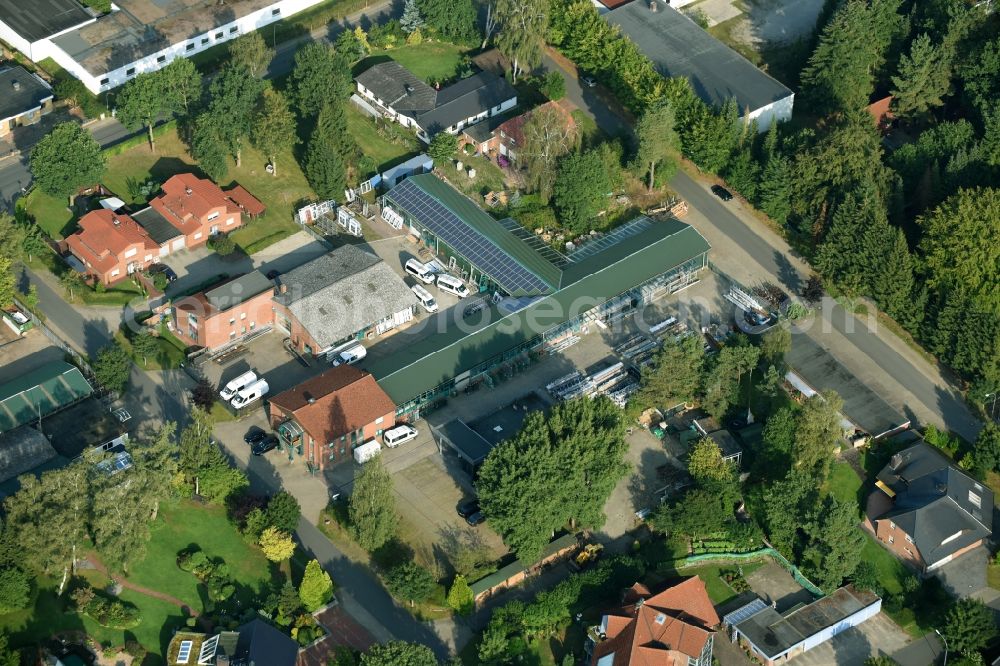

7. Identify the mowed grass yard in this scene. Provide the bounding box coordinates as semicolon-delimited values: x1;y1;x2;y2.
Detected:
366;42;470;84
0;500;273;664
346;105;421;171
103;127;311;254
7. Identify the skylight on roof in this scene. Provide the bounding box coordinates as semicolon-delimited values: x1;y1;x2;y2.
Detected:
655;612;666;625
198;635;220;665
176;640;193;664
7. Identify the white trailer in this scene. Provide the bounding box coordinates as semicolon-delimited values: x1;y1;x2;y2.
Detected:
353;440;382;465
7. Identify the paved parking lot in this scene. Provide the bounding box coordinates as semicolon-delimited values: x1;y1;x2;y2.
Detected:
0;329;64;384
793;612;910;666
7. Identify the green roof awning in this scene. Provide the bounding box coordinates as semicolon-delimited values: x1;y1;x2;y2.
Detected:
0;361;93;432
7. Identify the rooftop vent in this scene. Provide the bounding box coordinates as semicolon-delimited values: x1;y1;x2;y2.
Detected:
404;83;414;94
11;80;20;91
889;453;903;470
185;186;193;195
112;216;120;226
304;391;315;404
649;0;659;11
654;613;666;625
935;482;948;494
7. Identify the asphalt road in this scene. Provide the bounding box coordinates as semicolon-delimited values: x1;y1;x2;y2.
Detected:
539;51;981;442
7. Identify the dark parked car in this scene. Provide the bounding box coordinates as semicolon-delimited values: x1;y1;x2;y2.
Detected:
465;511;485;526
149;263;178;282
456;499;480;518
711;185;733;201
251;435;279;455
244;428;267;445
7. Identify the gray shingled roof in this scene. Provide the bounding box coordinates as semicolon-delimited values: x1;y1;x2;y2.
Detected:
416;72;517;135
274;245;418;350
355;60;436;113
356;60;517;135
233;619;298;666
0;66;53;123
876;442;993;564
605;1;792;112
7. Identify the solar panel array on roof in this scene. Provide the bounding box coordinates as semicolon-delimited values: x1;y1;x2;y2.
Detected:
388;179;552;295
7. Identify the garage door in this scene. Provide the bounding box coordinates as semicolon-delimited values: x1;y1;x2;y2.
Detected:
172;238;186;252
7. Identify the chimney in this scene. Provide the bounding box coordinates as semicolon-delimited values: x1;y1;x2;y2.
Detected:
889;453;903;470
304;391;315;404
185;186;193;195
649;0;658;11
112;216;120;226
11;79;20;91
280;283;288;294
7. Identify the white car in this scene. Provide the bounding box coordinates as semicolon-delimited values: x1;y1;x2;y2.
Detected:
331;343;367;367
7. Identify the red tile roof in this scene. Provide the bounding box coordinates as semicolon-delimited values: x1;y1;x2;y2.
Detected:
66;209;158;274
496;100;576;149
225;185;266;217
591;577;720;666
151;173;242;236
268;366;396;444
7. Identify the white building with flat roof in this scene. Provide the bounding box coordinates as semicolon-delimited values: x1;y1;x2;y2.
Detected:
0;0;326;94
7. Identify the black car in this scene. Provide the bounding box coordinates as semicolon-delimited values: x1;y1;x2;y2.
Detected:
465;511;485;526
711;185;733;201
456;499;480;518
251;435;278;455
150;263;178;282
244;428;267;445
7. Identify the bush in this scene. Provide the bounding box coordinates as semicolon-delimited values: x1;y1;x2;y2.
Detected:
384;562;435;606
209;233;237;256
0;568;30;612
72;585;141;629
540;71;566;101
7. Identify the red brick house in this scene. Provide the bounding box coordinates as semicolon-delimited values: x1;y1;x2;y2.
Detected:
588;578;720;666
268;366;397;470
866;441;993;572
172;271;275;350
64;209;161;286
461;100;576;163
148;174;263;248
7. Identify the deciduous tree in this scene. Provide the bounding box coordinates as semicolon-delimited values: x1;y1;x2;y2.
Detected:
258;526;296;562
190;112;230;182
348;457;398;551
494;0;549;81
0;257;14;310
159;57;201;117
943;598;996;653
252;88;298;177
361;642;438;666
427;133;458;163
228;32;274;78
418;0;477;42
29;122;106;202
702;341;760;420
637;333;704;410
793;391;844;478
92;342;132;393
207;65;265;167
520;104;578;204
131;330;158;367
0;631;18;666
553;149;610;233
385;561;434;606
476;397;627;560
687;438;734;485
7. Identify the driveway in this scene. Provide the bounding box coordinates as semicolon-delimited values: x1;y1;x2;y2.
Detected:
935;546;989;598
792;613;910;666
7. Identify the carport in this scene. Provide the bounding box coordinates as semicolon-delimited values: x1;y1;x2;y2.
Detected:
432;419;494;472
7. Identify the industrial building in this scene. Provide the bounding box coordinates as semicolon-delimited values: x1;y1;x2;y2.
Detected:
371;174;711;416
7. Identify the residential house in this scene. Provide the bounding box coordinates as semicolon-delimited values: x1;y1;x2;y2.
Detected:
166;618;298;666
355;59;517;142
461;100;576;163
148;173;264;249
0;65;53;137
692;416;743;468
267;365;397;470
172;271;275;350
726;587;881;666
272;244;418;357
588;577;720;666
64;209;162;285
866;441;993;572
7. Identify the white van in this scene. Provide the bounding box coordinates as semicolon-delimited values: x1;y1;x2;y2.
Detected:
231;378;269;408
411;284;438;313
353;440;382;464
405;258;436;284
383;424;418;448
331;342;367;366
436;274;469;298
220;370;257;401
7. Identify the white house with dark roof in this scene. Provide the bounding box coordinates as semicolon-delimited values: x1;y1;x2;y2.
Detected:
355;59;517;142
0;65;54;138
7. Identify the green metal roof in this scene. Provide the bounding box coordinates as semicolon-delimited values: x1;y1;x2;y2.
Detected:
386;174;563;293
0;361;93;432
470;533;578;597
371;219;710;404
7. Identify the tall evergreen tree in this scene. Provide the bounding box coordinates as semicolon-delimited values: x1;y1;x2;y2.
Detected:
348;457;398;551
801;494;866;592
633;100;678;191
252;88;298;177
891;34;952;120
304;103;349;200
400;0;425;34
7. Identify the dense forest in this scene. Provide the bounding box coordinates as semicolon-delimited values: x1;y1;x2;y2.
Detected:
550;0;1000;408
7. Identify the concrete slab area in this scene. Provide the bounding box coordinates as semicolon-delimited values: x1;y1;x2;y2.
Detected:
0;330;65;384
691;0;742;26
743;561;814;612
791;612;910;666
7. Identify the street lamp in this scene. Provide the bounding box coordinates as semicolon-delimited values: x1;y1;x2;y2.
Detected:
934;628;948;666
985;392;998;421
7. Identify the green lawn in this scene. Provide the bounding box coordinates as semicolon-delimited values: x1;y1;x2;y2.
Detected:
825;461;864;512
346;105;421;171
117;326;188;370
0;501;275;663
103;127;310;254
25;189;77;239
444;153;507;202
366;42;470;84
78;280;147;307
674;562;763;606
126;500;275;610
